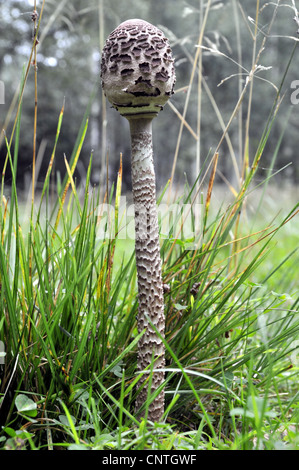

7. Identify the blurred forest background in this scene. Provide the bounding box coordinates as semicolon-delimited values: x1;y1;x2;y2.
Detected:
0;0;299;195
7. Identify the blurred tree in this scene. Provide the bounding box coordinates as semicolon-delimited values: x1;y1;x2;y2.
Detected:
0;0;298;192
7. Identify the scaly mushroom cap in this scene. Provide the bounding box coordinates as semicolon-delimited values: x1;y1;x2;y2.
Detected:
101;19;176;118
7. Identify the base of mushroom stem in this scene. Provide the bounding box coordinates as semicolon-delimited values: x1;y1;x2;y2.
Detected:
134;372;165;422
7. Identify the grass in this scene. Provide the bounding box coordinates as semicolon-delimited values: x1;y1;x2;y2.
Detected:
0;0;299;451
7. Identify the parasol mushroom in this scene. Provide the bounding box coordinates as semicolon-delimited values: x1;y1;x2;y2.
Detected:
101;18;175;421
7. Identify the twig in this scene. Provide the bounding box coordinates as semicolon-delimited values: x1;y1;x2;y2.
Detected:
31;3;39;209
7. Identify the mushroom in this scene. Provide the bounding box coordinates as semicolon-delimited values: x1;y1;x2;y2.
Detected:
101;19;175;421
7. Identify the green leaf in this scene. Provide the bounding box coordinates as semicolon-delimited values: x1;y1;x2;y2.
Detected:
223;371;234;388
3;427;17;438
230;407;255;419
271;291;293;301
174;303;188;311
230;396;277;420
247;396;277;418
59;414;76;427
111;364;124;378
67;444;89;450
15;394;37;417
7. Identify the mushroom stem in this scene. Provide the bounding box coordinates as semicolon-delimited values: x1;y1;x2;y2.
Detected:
128;117;165;421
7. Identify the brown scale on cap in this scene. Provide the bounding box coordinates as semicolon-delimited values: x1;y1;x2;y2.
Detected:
101;19;175;118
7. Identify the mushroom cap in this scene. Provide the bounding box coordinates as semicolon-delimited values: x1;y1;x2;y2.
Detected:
101;19;176;119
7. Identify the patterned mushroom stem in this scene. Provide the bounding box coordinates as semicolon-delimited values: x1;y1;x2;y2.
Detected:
129;118;165;421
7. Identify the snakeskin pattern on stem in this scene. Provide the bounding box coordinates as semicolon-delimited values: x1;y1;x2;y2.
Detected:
130;118;165;421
